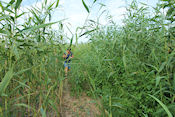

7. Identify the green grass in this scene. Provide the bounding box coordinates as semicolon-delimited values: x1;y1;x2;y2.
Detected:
0;0;64;116
70;1;175;116
0;0;175;116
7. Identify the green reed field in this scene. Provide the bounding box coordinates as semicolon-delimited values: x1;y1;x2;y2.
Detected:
0;0;175;116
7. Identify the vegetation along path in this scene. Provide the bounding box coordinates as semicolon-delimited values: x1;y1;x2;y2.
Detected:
59;78;101;117
1;0;175;116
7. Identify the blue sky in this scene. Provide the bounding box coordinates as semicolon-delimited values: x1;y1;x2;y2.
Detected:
1;0;159;42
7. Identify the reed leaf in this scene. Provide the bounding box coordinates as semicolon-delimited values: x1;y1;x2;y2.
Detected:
0;68;13;96
149;94;173;117
82;0;90;13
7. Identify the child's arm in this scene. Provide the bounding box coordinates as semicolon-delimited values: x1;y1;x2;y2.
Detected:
62;53;66;58
71;53;74;58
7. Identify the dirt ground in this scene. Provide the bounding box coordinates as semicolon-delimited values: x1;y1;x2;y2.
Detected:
59;79;101;117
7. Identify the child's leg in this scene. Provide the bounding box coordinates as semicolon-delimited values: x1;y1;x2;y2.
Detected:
65;67;68;78
64;63;68;78
68;63;71;71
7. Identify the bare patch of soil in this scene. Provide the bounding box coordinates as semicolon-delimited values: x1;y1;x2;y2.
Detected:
60;79;101;117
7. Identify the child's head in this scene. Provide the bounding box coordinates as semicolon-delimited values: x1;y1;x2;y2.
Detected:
66;48;71;54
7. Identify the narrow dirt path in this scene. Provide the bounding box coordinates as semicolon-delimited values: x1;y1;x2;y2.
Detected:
60;79;101;117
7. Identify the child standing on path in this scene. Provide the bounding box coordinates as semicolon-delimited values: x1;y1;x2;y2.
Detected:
62;48;74;78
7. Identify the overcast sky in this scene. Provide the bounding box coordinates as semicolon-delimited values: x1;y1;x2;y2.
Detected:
1;0;159;42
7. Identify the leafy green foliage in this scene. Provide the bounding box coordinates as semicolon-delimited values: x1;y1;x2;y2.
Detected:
149;94;173;117
55;0;59;8
15;0;22;10
70;1;175;116
0;68;13;96
1;0;175;116
82;0;90;13
0;0;65;116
